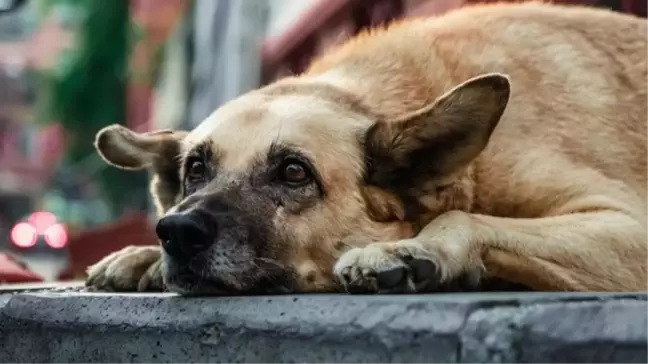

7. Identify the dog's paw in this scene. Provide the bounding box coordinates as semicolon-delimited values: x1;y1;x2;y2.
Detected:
85;246;164;292
333;239;482;294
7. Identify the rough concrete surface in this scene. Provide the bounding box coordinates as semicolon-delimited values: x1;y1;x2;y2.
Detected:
0;290;645;363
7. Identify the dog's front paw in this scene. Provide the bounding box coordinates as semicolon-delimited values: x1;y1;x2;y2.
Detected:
333;239;482;294
85;246;164;292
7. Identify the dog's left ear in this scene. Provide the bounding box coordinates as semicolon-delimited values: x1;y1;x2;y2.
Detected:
94;124;188;170
364;73;510;192
95;124;189;215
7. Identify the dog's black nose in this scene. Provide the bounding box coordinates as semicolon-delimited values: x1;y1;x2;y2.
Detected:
156;213;211;260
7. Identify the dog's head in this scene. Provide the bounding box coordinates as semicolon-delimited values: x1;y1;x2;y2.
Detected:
95;73;510;295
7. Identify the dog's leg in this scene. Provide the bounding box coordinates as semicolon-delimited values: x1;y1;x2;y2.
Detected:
334;204;646;293
85;245;165;292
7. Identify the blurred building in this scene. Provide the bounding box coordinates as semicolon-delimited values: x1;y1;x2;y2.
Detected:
0;4;67;238
182;0;268;129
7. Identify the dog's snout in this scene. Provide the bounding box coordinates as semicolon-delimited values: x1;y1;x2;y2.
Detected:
156;213;212;260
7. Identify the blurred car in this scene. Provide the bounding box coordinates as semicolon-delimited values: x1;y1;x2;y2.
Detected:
8;211;69;252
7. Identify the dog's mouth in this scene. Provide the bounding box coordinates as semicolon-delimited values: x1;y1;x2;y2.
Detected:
163;256;296;296
164;271;238;296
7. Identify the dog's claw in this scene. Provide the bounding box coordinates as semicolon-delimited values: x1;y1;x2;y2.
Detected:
411;259;439;285
334;241;449;294
377;267;407;289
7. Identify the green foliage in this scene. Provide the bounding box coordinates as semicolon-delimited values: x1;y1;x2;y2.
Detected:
40;0;148;217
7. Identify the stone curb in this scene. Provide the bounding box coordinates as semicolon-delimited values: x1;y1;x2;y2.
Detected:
0;291;645;363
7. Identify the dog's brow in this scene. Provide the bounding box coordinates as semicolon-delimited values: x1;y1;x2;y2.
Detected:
267;142;306;160
180;140;213;164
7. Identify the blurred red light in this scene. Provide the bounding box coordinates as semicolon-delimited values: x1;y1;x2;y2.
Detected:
27;211;57;234
44;223;68;249
10;222;38;248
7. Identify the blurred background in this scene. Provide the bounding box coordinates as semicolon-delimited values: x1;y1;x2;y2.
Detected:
0;0;645;284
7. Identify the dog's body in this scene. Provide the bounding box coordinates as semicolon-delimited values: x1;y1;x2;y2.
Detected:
86;1;647;294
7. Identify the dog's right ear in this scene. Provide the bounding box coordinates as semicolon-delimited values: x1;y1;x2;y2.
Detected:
94;124;188;170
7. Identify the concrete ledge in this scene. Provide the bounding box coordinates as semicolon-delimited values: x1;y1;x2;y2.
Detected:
0;290;646;363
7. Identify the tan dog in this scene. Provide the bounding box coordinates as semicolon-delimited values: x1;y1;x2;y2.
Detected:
85;1;647;294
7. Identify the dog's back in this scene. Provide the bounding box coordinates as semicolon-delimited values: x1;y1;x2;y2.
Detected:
306;1;647;219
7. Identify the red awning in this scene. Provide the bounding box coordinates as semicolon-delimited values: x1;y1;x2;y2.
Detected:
0;253;43;283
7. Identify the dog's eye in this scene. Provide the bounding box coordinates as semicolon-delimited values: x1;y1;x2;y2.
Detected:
187;160;206;179
279;160;312;186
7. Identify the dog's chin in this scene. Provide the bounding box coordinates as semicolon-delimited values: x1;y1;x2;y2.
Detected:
162;257;296;296
163;270;233;296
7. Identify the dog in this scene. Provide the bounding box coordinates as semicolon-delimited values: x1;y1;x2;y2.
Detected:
85;1;647;294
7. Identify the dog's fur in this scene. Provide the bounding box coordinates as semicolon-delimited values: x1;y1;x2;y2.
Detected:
86;1;647;294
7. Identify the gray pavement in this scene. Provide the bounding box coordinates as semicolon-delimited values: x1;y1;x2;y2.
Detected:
0;289;645;363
